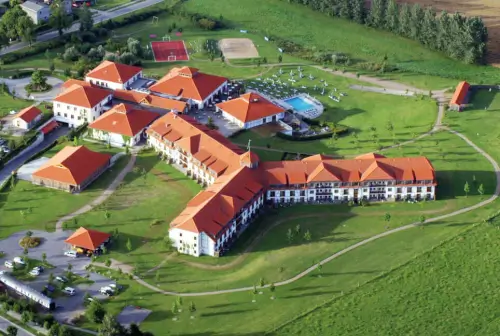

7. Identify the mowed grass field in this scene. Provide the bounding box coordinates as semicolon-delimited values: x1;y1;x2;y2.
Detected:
271;221;500;336
181;0;500;87
232;66;436;157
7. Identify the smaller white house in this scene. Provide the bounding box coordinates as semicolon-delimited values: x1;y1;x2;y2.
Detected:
149;67;228;109
54;83;113;128
216;92;285;129
12;105;42;130
85;61;143;90
88;103;159;147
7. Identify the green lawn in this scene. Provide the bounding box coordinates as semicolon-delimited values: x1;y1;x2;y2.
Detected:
44;139;123;158
66;150;202;272
94;0;131;11
0;92;37;118
232;65;437;157
181;0;500;89
0;156;130;238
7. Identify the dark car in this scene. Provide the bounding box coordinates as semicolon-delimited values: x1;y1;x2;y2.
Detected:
44;284;55;292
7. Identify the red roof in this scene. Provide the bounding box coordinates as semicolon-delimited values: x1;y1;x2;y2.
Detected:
86;61;142;84
65;227;110;250
89;103;159;136
113;90;188;112
32;146;111;186
40;120;59;135
450;81;470;106
55;84;112;108
216;93;285;123
15;105;42;123
149;67;227;101
171;167;263;239
61;79;93;90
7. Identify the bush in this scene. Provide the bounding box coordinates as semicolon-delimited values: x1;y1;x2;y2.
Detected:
19;236;42;248
62;46;80;62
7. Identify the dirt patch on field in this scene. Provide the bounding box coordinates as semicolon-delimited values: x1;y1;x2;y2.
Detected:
395;0;500;66
219;38;260;59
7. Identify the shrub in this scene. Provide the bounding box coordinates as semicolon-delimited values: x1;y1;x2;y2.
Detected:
19;236;42;248
62;46;80;62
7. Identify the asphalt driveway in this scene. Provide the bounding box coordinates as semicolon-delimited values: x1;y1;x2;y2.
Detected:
0;230;115;323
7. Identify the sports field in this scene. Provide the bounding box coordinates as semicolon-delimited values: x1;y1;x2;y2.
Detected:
151;40;189;62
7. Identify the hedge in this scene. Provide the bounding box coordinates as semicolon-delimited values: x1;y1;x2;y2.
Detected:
276;126;348;141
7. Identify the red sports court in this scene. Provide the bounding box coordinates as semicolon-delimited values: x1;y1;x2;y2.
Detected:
151;41;189;62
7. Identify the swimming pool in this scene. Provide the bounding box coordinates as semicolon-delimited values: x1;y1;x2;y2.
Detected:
283;96;315;112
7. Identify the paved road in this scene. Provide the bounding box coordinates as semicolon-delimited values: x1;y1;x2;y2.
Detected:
0;77;63;101
0;0;164;55
349;84;415;96
0;126;69;186
0;315;35;336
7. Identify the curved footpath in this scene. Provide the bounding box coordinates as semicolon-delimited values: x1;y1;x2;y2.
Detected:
92;68;499;296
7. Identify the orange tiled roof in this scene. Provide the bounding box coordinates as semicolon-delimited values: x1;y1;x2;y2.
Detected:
32;145;111;185
55;84;111;108
113;90;188;112
240;150;259;166
89;103;159;136
149;66;227;101
216;93;285;123
113;89;148;103
450;81;470;106
65;227;111;250
61;79;93;90
147;113;245;176
15;105;42;123
40;120;59;135
170;167;263;239
86;61;142;84
260;154;435;185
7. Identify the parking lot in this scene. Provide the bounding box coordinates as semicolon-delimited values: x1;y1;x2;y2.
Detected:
0;230;116;323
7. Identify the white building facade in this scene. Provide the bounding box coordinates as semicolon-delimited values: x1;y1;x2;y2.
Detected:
54;94;112;128
12;114;42;130
89;129;142;148
85;71;143;91
220;110;285;129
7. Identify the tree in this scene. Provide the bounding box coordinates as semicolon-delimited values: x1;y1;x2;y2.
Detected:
339;0;352;20
419;215;426;225
48;272;54;284
317;263;322;275
155;270;160;283
270;283;276;296
189;301;196;314
42;252;47;264
30;70;48;91
352;0;366;24
384;212;391;223
369;0;387;28
294;224;301;235
26;230;33;237
286;228;294;244
23;247;28;256
385;0;399;32
58;325;72;336
176;296;183;307
398;3;412;37
464;181;470;197
21;310;31;323
478;183;485;196
303;230;312;241
126;238;132;252
49;323;60;336
87;300;106;323
104;210;111;221
79;5;93;32
50;0;72;37
171;301;178;315
98;314;124;336
259;277;265;287
6;326;17;336
66;263;73;278
409;4;424;41
421;7;437;48
278;55;282;63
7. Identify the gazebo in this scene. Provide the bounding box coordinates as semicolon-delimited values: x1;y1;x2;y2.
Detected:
65;227;111;256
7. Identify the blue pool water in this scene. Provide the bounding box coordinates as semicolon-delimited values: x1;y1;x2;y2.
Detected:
284;96;315;112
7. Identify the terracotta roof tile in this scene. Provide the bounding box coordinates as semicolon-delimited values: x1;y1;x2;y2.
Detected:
65;227;111;250
450;81;470;106
86;61;142;84
216;93;285;123
32;146;111;185
89;103;159;137
61;79;93;90
55;84;111;108
149;66;227;101
15;105;42;123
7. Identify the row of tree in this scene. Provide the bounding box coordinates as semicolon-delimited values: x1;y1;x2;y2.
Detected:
285;0;488;64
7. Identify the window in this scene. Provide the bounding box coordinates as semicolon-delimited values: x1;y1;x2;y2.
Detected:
417;187;422;192
73;107;77;111
397;188;402;193
388;188;392;192
77;116;81;120
57;112;60;116
57;104;60;107
70;115;74;119
179;233;182;237
427;187;432;192
179;240;182;244
66;106;69;110
194;244;197;247
194;236;197;240
64;113;67;118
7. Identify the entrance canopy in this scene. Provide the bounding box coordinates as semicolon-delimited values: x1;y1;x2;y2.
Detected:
65;227;111;250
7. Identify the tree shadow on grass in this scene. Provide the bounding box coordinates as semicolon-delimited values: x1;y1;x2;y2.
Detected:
201;308;258;318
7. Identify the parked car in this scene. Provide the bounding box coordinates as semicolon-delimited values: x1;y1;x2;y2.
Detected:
3;261;13;269
56;276;68;283
29;269;40;276
44;284;55;292
108;283;123;292
99;287;113;296
13;257;25;265
64;251;78;258
63;287;75;296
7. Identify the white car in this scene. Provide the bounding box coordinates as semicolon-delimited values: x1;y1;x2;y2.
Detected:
13;257;25;265
56;276;68;283
64;251;77;258
4;261;13;269
63;287;75;296
29;269;40;276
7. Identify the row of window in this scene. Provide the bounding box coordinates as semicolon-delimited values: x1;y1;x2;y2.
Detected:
269;186;433;197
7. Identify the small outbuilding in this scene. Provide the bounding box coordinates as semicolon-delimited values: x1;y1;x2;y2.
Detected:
450;81;471;111
65;227;111;255
12;105;42;130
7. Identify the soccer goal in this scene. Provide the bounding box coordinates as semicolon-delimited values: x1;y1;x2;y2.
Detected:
162;35;171;42
152;16;159;25
168;55;176;62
